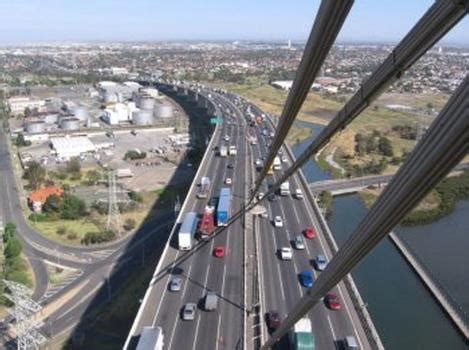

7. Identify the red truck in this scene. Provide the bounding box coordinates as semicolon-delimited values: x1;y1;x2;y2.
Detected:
198;206;215;240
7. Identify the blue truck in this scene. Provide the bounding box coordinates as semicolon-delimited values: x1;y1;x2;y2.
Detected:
217;188;231;226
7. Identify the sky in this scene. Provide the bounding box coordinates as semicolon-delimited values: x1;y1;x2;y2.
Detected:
0;0;467;45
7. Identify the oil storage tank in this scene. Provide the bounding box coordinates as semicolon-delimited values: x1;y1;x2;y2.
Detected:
72;106;90;122
139;97;155;110
25;120;46;133
154;103;173;118
132;110;154;125
60;117;80;130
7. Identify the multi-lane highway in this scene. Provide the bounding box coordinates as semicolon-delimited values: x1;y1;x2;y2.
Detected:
127;85;377;349
126;91;247;349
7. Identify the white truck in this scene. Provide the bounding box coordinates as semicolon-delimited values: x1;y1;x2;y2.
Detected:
178;212;198;250
219;145;228;157
136;326;164;350
229;145;237;156
197;177;211;199
273;156;282;171
280;182;290;196
291;318;315;350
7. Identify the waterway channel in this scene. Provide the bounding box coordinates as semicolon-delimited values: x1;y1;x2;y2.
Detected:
291;121;468;349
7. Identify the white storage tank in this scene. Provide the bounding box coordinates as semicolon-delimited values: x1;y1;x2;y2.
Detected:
60;117;80;130
132;110;154;125
25;121;46;133
154;103;173;118
44;113;59;124
103;91;118;104
139;97;155;110
72;107;90;122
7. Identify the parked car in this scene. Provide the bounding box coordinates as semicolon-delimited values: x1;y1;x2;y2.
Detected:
225;178;232;185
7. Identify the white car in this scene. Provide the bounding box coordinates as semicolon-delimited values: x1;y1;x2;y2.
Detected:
295;188;304;199
274;216;283;228
293;235;305;250
280;247;293;261
281;156;288;163
224;135;230;141
257;192;264;200
225;178;232;185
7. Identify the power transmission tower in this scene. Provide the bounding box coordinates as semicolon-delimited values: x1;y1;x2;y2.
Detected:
106;170;121;234
3;280;47;349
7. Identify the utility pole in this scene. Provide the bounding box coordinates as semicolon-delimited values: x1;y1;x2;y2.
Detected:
3;280;47;349
106;170;121;234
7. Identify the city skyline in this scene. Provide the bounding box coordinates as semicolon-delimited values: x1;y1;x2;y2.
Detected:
0;0;468;45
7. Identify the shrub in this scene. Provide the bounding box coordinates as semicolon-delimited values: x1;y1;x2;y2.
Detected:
60;194;87;220
4;237;22;258
124;218;136;231
43;194;62;213
81;230;116;245
28;213;50;222
67;232;78;240
56;226;67;235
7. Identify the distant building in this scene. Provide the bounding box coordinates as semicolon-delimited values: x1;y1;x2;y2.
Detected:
28;186;63;212
50;136;96;160
271;80;293;90
7;96;45;116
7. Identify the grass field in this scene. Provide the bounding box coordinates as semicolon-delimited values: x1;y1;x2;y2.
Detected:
31;218;102;245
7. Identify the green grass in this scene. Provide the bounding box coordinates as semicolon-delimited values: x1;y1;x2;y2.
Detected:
31;218;101;245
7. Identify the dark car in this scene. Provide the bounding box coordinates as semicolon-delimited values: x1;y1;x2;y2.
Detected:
227;163;234;169
267;193;277;201
266;310;281;331
324;293;341;310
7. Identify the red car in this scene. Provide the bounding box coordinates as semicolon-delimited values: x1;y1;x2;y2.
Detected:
303;227;316;239
214;246;225;258
325;293;341;310
266;310;281;331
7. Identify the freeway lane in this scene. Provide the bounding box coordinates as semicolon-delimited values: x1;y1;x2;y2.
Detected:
128;93;246;349
246;99;371;349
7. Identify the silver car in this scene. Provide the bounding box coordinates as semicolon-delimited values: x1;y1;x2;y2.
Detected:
169;277;182;292
293;235;305;250
315;254;328;271
181;303;197;321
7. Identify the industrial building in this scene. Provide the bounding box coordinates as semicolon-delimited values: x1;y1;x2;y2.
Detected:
50;136;96;160
7;96;45;115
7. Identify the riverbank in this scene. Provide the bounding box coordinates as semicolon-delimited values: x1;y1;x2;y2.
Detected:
360;170;469;226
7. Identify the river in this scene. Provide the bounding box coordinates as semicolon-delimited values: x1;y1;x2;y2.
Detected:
291;121;468;349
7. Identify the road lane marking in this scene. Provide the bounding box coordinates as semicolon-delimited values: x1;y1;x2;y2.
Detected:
327;314;337;341
192;315;202;350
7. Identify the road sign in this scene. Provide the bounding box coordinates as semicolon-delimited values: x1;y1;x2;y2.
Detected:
210;117;222;125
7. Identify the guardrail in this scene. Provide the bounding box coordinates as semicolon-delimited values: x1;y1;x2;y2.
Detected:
124;89;221;349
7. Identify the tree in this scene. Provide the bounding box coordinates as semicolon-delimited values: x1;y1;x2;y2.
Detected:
15;133;31;147
59;194;86;219
23;161;46;190
378;137;394;157
85;170;101;185
4;237;22;258
3;223;16;243
66;158;81;174
42;194;62;213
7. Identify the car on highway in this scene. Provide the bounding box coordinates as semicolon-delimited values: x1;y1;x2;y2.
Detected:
279;247;293;260
343;336;359;350
303;227;316;240
281;156;288;163
266;310;281;331
225;178;232;185
273;216;283;228
294;188;304;199
214;246;225;258
181;303;197;321
257;192;264;200
224;135;230;141
169;277;183;292
314;254;328;271
293;235;305;250
267;193;277;201
299;270;314;288
227;163;234;169
324;293;341;310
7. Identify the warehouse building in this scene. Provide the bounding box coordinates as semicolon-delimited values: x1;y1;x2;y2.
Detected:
50;136;96;160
